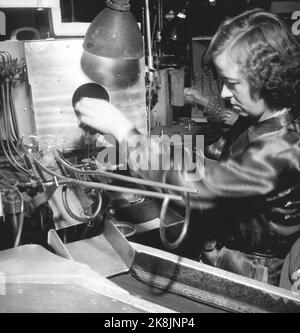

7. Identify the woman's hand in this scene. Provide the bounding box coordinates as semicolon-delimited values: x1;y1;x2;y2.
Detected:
74;98;134;142
184;88;209;107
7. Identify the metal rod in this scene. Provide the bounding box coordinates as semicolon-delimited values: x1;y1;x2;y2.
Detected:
158;0;163;58
55;154;198;194
35;158;183;202
145;0;153;71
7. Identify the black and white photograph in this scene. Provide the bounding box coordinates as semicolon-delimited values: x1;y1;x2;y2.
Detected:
0;0;300;315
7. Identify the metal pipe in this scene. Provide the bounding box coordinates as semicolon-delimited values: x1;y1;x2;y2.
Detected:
34;158;183;202
159;193;191;250
158;0;163;58
145;0;153;70
55;154;198;194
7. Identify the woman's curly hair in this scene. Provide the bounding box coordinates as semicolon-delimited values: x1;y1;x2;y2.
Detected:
243;41;300;109
205;8;300;110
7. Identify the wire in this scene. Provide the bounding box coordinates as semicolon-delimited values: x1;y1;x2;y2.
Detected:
8;81;20;141
0;169;13;182
4;82;21;153
0;83;30;175
0;51;29;172
0;180;24;247
8;82;28;154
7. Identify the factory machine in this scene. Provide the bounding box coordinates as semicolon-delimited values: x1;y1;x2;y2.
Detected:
0;0;299;313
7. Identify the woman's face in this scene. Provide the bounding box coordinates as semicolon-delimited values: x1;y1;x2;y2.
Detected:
214;52;268;120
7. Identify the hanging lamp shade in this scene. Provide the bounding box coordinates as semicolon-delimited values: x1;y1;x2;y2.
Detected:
83;0;144;60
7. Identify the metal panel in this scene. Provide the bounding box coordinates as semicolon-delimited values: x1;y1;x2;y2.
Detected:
0;244;175;313
48;220;135;278
131;242;300;313
24;39;147;152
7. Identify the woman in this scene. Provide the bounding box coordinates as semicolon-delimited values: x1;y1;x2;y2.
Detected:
75;9;300;286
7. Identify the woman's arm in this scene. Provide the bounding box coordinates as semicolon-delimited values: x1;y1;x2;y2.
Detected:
75;98;279;211
184;87;238;126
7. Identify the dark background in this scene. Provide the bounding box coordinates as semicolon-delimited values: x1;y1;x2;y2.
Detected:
1;0;298;42
60;0;272;36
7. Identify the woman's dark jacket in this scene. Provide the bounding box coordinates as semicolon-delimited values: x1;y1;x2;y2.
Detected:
127;111;300;259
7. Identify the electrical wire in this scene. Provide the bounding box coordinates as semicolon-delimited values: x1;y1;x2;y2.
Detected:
4;82;21;153
0;180;24;247
0;169;13;182
0;56;27;174
0;83;30;175
0;51;29;172
6;79;28;155
8;81;28;154
7;81;20;141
